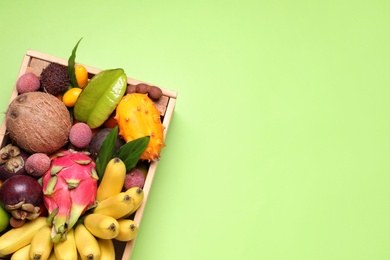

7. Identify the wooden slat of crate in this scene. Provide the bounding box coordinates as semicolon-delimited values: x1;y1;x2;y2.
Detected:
0;50;177;260
25;50;176;117
123;95;177;258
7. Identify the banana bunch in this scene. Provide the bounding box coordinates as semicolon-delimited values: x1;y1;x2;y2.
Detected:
0;217;47;258
72;158;144;258
95;158;145;221
5;223;118;260
87;158;144;243
1;158;145;259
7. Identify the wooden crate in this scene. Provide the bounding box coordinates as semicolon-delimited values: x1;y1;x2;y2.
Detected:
0;50;177;260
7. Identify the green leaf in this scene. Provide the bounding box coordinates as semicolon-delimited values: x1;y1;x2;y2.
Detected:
67;37;83;88
114;136;150;172
96;126;118;182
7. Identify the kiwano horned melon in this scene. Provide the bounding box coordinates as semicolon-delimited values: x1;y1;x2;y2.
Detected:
5;92;72;154
115;93;165;162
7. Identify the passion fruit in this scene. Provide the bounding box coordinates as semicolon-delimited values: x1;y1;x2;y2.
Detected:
88;128;125;160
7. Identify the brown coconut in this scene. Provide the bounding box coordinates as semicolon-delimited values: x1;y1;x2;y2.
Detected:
5;92;72;154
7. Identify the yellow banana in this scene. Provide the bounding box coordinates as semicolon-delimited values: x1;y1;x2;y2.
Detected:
93;191;135;219
96;158;126;201
47;250;57;260
123;187;144;217
115;219;139;242
84;213;119;239
97;238;115;260
29;224;53;260
74;223;101;260
10;244;30;260
0;217;47;257
53;228;77;260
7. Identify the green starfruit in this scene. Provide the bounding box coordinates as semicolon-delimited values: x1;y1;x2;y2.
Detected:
74;68;127;129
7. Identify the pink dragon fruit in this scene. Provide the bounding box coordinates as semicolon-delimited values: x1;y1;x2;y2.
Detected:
42;149;98;243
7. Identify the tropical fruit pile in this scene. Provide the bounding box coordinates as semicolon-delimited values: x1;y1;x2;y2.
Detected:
0;39;167;259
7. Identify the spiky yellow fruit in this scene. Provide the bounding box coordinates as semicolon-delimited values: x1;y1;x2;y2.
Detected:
115;93;165;162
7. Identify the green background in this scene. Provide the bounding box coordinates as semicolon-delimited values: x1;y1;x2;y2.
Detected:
1;1;390;259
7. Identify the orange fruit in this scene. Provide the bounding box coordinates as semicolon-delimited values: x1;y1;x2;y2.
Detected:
63;87;83;107
103;112;118;128
75;64;88;88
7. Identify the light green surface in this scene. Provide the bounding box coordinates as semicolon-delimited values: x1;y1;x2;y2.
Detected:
1;1;390;259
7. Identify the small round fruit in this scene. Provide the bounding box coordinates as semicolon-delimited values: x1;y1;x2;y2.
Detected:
103;112;118;128
136;83;150;94
124;168;145;190
0;204;10;232
89;128;125;160
16;72;41;94
40;63;70;95
148;86;163;100
126;84;137;94
75;64;88;88
63;87;82;107
25;153;51;177
69;122;93;149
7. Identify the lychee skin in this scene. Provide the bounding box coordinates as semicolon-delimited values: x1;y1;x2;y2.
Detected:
25;153;51;177
124;168;145;190
69;122;92;149
16;72;40;94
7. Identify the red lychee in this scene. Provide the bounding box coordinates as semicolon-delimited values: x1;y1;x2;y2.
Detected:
124;168;145;190
69;122;92;149
16;72;40;94
25;153;51;177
